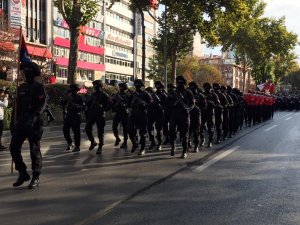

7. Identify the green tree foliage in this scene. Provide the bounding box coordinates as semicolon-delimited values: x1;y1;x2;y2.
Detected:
53;0;99;84
152;0;256;84
177;56;225;87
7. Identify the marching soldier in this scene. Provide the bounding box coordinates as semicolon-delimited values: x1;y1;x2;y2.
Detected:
85;80;110;155
163;83;176;145
112;82;129;149
212;83;226;144
10;62;47;189
201;83;217;148
146;81;167;151
168;76;194;158
61;84;84;152
227;86;237;137
188;82;206;152
128;79;152;155
220;86;232;140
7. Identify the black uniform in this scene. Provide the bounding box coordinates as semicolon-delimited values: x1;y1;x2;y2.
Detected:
168;77;194;158
112;86;129;149
146;87;167;150
62;88;84;151
212;84;225;143
201;83;217;147
227;86;238;136
85;88;110;154
128;84;152;155
10;62;47;188
220;86;231;139
188;82;206;152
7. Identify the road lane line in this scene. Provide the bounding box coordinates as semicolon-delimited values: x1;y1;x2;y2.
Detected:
285;117;292;121
194;146;240;173
280;113;293;119
264;125;278;132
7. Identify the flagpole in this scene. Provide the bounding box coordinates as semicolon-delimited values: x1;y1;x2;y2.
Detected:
10;26;23;173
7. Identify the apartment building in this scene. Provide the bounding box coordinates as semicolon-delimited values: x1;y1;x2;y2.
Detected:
1;0;158;85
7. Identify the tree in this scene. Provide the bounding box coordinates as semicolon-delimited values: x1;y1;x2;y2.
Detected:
53;0;99;84
152;0;257;84
177;56;226;87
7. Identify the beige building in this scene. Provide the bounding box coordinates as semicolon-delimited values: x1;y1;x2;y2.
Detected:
199;54;255;91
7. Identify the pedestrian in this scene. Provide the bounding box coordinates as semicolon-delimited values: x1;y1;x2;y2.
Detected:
0;66;7;80
0;88;8;151
112;82;129;150
128;79;152;155
85;80;110;155
10;62;47;189
61;84;84;152
168;76;194;158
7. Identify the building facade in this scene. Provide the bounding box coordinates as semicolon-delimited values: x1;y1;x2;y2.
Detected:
199;54;255;91
0;0;158;85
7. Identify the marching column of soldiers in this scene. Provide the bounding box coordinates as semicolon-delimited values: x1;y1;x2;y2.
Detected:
60;75;277;159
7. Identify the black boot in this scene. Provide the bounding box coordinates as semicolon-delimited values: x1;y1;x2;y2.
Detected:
72;146;80;152
170;145;176;156
96;144;103;155
131;143;139;153
66;143;74;151
120;142;127;149
28;177;39;189
148;141;156;150
156;143;162;151
138;149;146;156
115;137;121;146
89;141;97;151
13;171;30;187
181;149;187;159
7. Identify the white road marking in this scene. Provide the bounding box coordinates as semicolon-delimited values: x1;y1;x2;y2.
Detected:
280;113;293;119
194;146;240;173
285;117;292;121
264;125;278;132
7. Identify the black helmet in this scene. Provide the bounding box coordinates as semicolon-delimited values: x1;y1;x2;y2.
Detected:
20;62;41;77
133;79;144;87
213;83;221;89
92;80;103;87
220;85;227;91
145;86;154;93
189;81;198;89
203;82;212;89
227;85;233;92
154;80;164;88
118;82;128;90
167;83;176;89
69;84;80;92
176;75;187;84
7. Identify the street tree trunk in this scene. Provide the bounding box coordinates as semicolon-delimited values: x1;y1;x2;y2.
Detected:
170;50;177;85
139;8;146;83
67;26;80;84
242;62;246;92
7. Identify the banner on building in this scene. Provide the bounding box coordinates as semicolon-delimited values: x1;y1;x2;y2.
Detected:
9;0;22;28
136;13;142;36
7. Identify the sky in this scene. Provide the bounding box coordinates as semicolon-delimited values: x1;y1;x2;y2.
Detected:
204;0;300;61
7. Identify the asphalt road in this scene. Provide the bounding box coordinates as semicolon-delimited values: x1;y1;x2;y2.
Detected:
0;111;299;225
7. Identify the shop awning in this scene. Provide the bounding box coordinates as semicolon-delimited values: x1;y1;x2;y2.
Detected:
27;45;52;59
0;41;15;52
55;57;105;71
